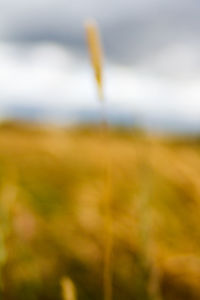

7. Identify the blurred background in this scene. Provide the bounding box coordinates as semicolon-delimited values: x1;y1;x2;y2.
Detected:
0;0;200;131
1;1;200;300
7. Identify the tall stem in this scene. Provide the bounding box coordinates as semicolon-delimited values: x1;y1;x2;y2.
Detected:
100;100;112;300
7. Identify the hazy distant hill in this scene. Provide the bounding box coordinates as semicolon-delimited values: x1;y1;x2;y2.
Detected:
2;103;200;134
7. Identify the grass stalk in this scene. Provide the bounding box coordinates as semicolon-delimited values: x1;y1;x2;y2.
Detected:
61;277;77;300
85;20;113;300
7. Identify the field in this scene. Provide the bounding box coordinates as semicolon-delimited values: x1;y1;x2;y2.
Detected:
1;122;200;299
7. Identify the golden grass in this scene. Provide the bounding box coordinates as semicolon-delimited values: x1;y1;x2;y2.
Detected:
1;125;200;299
85;20;104;100
85;20;113;300
61;277;77;300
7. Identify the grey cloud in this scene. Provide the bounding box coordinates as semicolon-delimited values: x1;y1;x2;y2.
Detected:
0;0;200;69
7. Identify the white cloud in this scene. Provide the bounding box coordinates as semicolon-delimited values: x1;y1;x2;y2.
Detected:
0;43;98;109
0;42;200;127
141;43;200;77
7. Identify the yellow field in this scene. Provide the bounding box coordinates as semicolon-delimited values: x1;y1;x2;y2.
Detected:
0;123;200;299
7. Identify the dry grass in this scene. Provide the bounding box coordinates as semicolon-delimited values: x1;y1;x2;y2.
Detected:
0;125;200;299
85;20;103;100
85;21;112;300
61;277;77;300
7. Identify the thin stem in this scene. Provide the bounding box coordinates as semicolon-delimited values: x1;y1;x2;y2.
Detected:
100;101;113;300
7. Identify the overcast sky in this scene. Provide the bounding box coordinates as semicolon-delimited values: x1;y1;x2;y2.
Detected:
0;0;200;129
